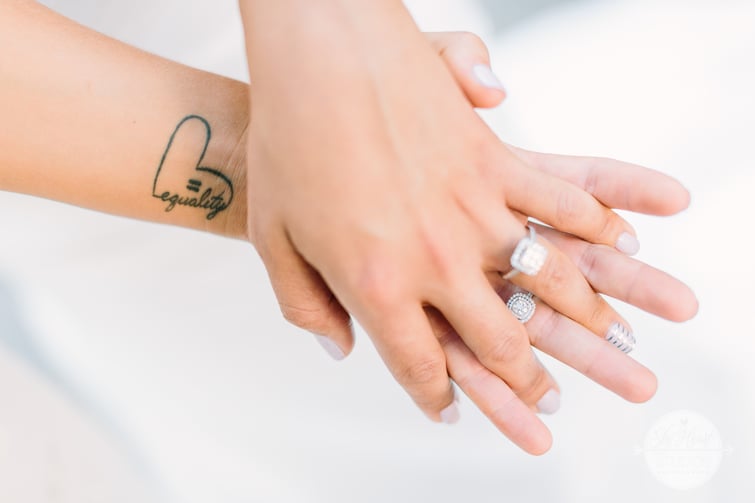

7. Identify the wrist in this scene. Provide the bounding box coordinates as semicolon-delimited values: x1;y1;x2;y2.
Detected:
0;2;251;242
149;79;250;241
239;0;418;74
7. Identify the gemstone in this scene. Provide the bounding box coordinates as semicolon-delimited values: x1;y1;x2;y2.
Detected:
507;292;535;323
510;237;548;276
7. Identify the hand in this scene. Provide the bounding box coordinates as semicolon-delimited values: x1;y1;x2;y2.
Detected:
424;151;697;442
240;2;690;455
420;31;697;438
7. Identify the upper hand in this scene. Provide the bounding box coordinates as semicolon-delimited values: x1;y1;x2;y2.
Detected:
242;17;695;455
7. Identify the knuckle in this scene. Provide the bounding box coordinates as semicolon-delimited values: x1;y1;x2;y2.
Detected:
587;301;612;329
399;357;446;387
455;31;487;53
554;190;583;226
535;255;571;298
279;303;327;332
416;225;459;283
350;258;402;309
425;243;454;277
481;326;529;366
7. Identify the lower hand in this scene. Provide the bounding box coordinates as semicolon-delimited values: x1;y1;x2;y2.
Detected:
243;21;696;455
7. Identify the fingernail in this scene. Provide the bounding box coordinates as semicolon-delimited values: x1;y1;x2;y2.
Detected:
313;334;345;361
472;64;505;91
537;389;561;415
615;232;641;255
605;322;636;353
440;400;461;424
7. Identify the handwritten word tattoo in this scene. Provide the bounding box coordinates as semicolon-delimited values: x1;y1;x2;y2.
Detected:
152;115;234;220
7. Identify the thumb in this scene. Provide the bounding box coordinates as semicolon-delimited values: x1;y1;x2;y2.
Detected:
425;31;506;109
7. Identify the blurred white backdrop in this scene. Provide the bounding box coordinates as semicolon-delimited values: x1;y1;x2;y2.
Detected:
0;0;753;501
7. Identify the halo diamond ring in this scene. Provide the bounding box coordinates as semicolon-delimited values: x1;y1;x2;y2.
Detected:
507;291;536;323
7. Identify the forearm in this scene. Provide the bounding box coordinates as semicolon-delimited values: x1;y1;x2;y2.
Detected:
0;0;249;239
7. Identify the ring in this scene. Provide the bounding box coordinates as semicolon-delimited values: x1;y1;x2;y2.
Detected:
502;225;548;280
507;291;536;323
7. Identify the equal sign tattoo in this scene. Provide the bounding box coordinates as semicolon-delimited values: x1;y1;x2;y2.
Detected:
186;179;202;192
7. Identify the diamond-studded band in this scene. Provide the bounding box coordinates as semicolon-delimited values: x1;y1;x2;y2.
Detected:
502;225;548;280
507;291;536;323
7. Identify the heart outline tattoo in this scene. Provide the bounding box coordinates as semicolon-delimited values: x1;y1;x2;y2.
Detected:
152;115;234;220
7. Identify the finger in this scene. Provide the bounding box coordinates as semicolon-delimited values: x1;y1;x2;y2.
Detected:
534;223;699;322
364;305;458;423
425;307;553;455
259;225;353;360
432;271;558;410
507;145;691;216
425;31;506;109
505;228;636;353
494;281;657;403
503;157;640;254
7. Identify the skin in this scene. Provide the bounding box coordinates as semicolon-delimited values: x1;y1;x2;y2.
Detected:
0;1;697;456
238;0;695;453
0;0;249;236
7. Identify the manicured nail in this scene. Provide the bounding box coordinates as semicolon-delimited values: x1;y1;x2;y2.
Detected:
472;64;505;91
440;400;461;424
313;334;345;361
605;322;636;353
537;389;561;415
615;232;641;255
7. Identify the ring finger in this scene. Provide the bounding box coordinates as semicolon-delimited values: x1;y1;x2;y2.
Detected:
501;224;636;352
493;279;657;403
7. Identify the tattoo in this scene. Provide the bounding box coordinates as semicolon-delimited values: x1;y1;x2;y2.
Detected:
152;115;234;220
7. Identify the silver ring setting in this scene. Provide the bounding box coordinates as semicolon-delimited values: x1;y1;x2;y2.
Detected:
502;226;548;280
507;291;536;323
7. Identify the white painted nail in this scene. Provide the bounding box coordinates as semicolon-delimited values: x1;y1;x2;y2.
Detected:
472;64;505;91
440;400;461;424
616;232;641;255
605;322;636;353
537;389;561;415
313;334;345;361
